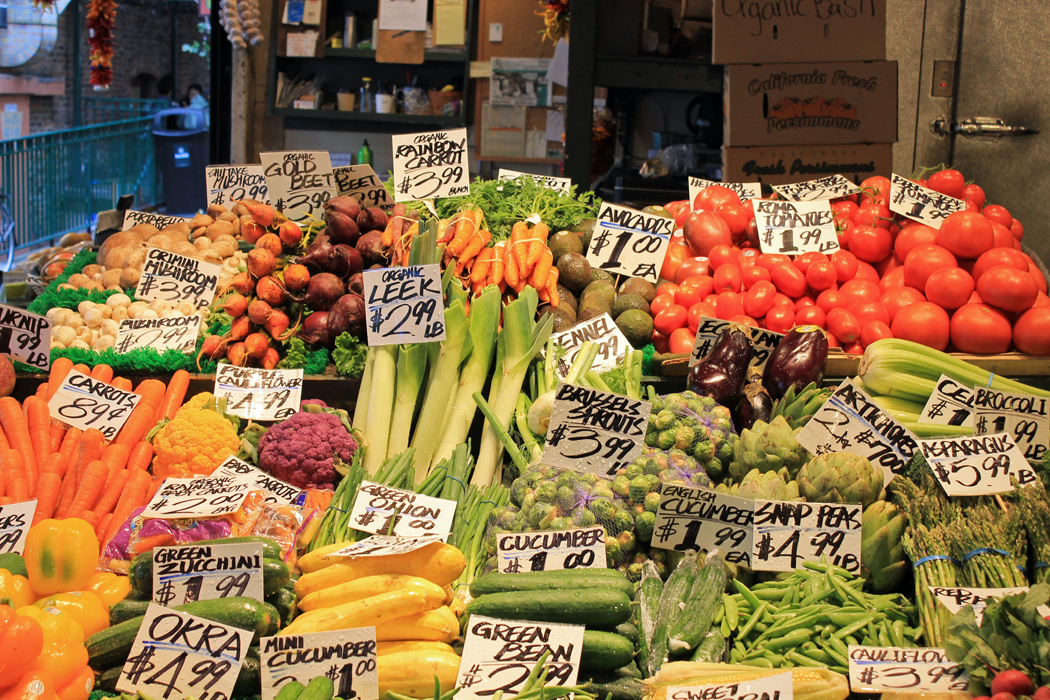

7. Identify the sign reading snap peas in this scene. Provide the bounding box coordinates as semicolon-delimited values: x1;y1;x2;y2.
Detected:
206;165;269;207
47;369;141;439
392;129;470;202
362;264;446;345
0;304;50;369
261;151;336;222
585;203;673;283
754;199;839;256
752;500;862;574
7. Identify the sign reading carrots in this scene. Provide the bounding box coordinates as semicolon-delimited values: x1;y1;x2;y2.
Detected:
47;369;142;440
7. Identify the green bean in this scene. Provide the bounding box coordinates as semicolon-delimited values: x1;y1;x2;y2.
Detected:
736;601;769;640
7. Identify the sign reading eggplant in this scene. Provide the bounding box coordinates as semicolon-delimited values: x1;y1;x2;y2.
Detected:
651;484;754;567
688;177;762;205
143;474;255;519
548;313;631;380
260;628;378;700
848;646;968;694
796;379;919;484
666;672;794;700
496;527;607;573
214;364;304;422
920;375;974;427
542;383;652;478
392;129;470;202
752;500;862;573
48;369;142;439
498;169;572;194
0;304;50;369
754;199;839;255
362;264;446;345
152;542;265;607
348;482;456;539
333;164;394;211
889;174;965;229
771;175;860;202
206;165;269;207
922;433;1037;496
0;500;35;554
261;151;336;221
213;456;301;504
972;386;1049;464
116;315;199;355
586;203;673;283
122;210;191;231
136;248;222;310
689;317;783;370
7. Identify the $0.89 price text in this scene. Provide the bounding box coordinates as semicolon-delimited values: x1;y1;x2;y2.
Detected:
152;542;265;608
363;265;446;346
47;369;141;440
848;646;968;693
752;501;861;574
392;129;470;202
260;629;379;700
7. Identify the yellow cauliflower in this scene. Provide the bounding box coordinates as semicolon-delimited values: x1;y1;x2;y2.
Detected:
153;393;240;478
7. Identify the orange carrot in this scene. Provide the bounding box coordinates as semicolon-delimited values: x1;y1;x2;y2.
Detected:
144;477;162;504
160;370;191;421
34;383;46;399
96;513;113;544
67;460;107;518
488;242;507;286
79;510;99;528
40;453;64;477
470;247;496;285
538;285;550;303
72;364;90;376
73;428;106;491
0;449;23;482
57;427;81;477
102;468;152;545
460;229;492;264
92;468;129;518
100;443;130;473
547;267;561;307
33;471;62;524
508;221;528;275
0;469;6;497
90;364;114;384
114;404;156;451
525;223;550;270
7;477;27;503
49;422;65;454
54;465;78;519
0;422;10;453
133;379;167;420
127;442;153;472
446;210;477;257
504;238;521;288
24;396;51;485
529;247;554;291
111;377;133;391
0;397;33;481
46;358;74;401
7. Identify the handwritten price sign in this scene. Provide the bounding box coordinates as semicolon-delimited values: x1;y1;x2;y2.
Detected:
116;316;199;355
889;174;965;229
152;542;265;607
848;646;968;694
142;474;255;520
972;386;1049;464
772;175;859;202
136;249;221;310
651;484;754;567
752;500;862;574
586;203;673;283
688;177;762;204
667;673;794;700
498;169;572;194
362;265;446;346
922;432;1037;496
0;500;35;554
0;304;50;369
348;482;456;540
214;364;303;422
261;629;378;700
754;199;839;256
48;369;141;440
920;375;974;427
261;151;336;222
497;527;607;573
548;313;631;380
206;165;269;207
334;164;394;211
689;317;783;370
323;535;444;560
122;211;191;231
392;129;470;202
213;456;301;504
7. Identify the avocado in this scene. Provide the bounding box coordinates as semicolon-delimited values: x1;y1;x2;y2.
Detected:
557;253;592;293
573;218;597;251
591;268;615;283
616;309;655;349
548;231;583;264
547;306;577;332
582;280;616;308
619;277;657;304
578;295;611;322
612;293;650;318
557;285;578;313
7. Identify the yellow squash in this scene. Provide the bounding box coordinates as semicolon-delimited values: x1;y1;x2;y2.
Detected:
375;605;458;643
377;641;456;657
296;542;466;590
377;650;461;698
278;585;445;636
298;575;443;612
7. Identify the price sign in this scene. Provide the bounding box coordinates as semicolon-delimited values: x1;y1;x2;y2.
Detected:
752;500;862;574
136;249;222;311
333;164;394;211
122;211;191;231
689;317;783;370
48;369;141;440
687;177;762;205
667;672;794;700
0;304;50;369
322;534;443;560
261;151;336;222
116;316;199;355
922;432;1037;496
0;500;36;554
498;169;572;193
214;364;304;422
260;629;378;700
650;484;754;567
771;175;860;202
548;313;631;380
348;482;456;539
152;542;265;607
920;375;974;427
929;586;1028;625
117;603;252;700
496;527;607;573
362;264;446;345
585;203;673;283
848;646;969;694
973;386;1049;464
889;174;965;229
142;474;255;520
796;379;919;484
754;199;839;255
206;165;269;207
392;129;470;202
213;457;301;504
456;616;584;700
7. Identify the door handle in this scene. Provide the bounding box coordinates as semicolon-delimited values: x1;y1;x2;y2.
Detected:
931;116;1040;137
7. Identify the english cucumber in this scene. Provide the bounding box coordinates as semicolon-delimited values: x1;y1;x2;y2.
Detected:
668;555;727;653
470;569;634;598
690;629;726;663
465;589;632;628
635;560;662;677
581;630;635;672
646;551;697;676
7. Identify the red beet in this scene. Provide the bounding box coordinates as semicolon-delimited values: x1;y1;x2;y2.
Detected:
993;671;1035;698
326;209;361;246
255;276;287;306
298;272;346;311
325;194;362;220
298;233;333;271
284;263;311;292
356;230;387;267
328;294;366;339
348;272;364;296
328;244;364;279
300;311;330;346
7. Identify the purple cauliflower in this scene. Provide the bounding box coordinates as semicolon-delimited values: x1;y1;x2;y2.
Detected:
257;410;359;488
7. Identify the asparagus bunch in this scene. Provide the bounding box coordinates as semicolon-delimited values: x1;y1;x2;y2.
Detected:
949;504;1028;589
1016;481;1050;584
901;524;958;646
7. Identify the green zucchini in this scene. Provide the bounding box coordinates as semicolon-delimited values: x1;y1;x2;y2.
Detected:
615;622;639;645
299;675;335;700
233;649;262;698
266;586;298;626
690;629;726;663
470;569;634;598
263;558;292;596
130;548;289;597
274;681;306;700
465;589;632;628
635;560;662;676
582;677;644;700
109;599;150;625
581;630;635;672
646;551;698;676
668;555;727;654
194;536;283;559
122;588;150;602
0;553;27;578
262;601;281;634
99;667;122;692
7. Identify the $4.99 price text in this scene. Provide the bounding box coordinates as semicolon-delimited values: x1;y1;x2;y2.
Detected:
752;501;862;574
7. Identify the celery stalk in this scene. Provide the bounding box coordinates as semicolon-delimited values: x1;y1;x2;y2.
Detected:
352;346;376;432
363;345;397;475
387;343;428;458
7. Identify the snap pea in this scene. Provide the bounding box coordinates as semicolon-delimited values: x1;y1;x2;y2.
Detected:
832;614;875;640
724;595;739;631
787;651;827;668
732;580;764;607
740;658;775;669
719;616;731;637
735;601;768;640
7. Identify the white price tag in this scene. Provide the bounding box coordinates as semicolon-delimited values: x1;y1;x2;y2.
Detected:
206;165;270;207
541;383;651;478
213;456;301;504
116;316;199;355
348;482;456;539
796;379;919;484
457;616;584;700
930;586;1028;625
261;151;336;222
47;369;141;440
752;500;862;574
496;527;607;573
142;474;255;519
585;203;673;283
392;129;470;202
117;604;252;699
922;432;1037;496
650;484;754;568
135;248;222;310
548;313;631;380
848;646;969;694
152;543;265;607
687;177;762;205
0;500;36;554
689;317;783;369
0;305;50;369
754;199;839;255
889;174;965;230
668;673;794;700
771;175;860;202
261;629;378;700
973;386;1049;464
920;375;974;427
362;264;446;345
122;210;191;231
323;534;444;559
498;169;572;193
334;164;395;211
214;364;304;422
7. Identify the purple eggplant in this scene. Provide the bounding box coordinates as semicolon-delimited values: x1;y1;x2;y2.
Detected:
735;368;772;431
762;325;828;400
688;324;753;406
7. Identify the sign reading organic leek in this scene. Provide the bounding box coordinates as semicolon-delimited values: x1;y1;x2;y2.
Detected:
689;317;783;370
362;264;446;346
771;175;859;202
0;304;50;369
754;199;839;256
972;386;1049;464
496;527;607;573
688;177;762;205
919;375;974;427
651;484;754;567
260;628;378;700
889;174;965;229
585;203;673;283
752;500;861;574
921;433;1037;496
847;646;968;693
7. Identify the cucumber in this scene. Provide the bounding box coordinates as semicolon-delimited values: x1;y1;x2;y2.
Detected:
635;560;663;678
646;551;697;677
690;629;726;663
99;667;122;692
470;569;634;598
0;553;27;578
615;622;639;645
195;536;284;559
262;601;281;634
233;649;262;698
266;586;298;626
616;662;642;680
87;596;275;670
130;549;290;596
110;599;151;625
582;677;644;700
263;558;292;596
465;589;632;628
299;675;335;700
123;588;150;602
581;630;635;673
274;681;306;700
668;555;727;654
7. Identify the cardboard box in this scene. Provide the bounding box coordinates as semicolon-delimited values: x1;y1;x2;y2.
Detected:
724;61;897;147
721;143;893;185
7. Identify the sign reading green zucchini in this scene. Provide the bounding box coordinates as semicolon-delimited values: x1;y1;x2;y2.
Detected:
152;542;265;607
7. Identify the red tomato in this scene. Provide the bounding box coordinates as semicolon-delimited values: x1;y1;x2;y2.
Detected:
729;314;759;328
740;248;760;266
926;169;966;199
843;342;864;355
681;275;716;296
1011;218;1025;241
826;332;842;348
972;248;1029;283
853;203;893;229
976;265;1039;312
694;185;742;212
837;219;855;249
827;308;861;343
1035;291;1050;308
816;289;847;315
770;263;808;298
1013;306;1050;355
962;183;986;209
892;302;951;350
793;252;828;274
982;204;1013;228
794;296;815;313
950;303;1012;354
716;202;750;243
894;224;939;261
713;264;743;293
742;265;771;290
881;287;927;322
674;282;706;309
860;321;893;348
764;306;795;333
989;221;1015;250
659;282;680;297
839;278;882;307
832;200;859;222
683;211;732;256
652;332;670;353
1030;263;1048;294
707;244;738;270
703;293;720;305
860;176;891;206
771;293;795;309
716;291;745;320
757;253;792;271
660;240;692;281
669;327;696;355
654;304;688;336
879;266;907;293
830;250;859;282
743;280;777;318
937;211;994;259
687;301;717;333
848;225;894;263
795;305;826;328
651;294;676;316
847;301;889;328
874;251;901;278
674;257;710;284
903;245;957;289
925;267;975;310
806;261;838;292
855;260;880;282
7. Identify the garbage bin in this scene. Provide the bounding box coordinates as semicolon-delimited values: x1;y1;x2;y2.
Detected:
152;108;208;215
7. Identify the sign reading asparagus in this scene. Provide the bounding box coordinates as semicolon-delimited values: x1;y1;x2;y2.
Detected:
214;364;304;422
772;175;860;202
651;484;754;567
348;482;456;539
689;317;783;369
848;646;969;693
334;164;394;211
752;500;862;573
392;129;470;202
921;433;1037;496
116;315;199;354
136;249;222;310
152;542;265;607
362;264;446;345
972;386;1049;464
260;628;379;700
754;199;839;255
889;174;965;229
206;165;269;207
0;304;50;369
496;527;607;573
48;369;141;439
142;474;255;519
586;203;673;283
261;151;336;221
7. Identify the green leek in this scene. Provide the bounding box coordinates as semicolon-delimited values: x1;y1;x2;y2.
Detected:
352;347;376;432
363;345;397;475
387;343;428;458
899;421;974;438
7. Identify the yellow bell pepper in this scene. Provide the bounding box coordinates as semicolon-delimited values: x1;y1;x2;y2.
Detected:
0;571;35;609
15;606;87;692
22;520;98;597
0;671;58;700
16;607;84;646
34;592;107;637
83;572;130;607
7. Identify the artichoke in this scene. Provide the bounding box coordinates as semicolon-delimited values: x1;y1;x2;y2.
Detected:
716;467;802;501
727;416;808;482
798;452;884;508
860;500;908;593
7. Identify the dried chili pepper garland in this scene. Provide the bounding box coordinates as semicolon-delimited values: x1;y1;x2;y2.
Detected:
87;0;117;89
536;0;568;43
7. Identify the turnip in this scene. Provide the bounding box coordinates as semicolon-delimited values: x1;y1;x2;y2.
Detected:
278;220;303;247
261;347;281;369
223;294;248;317
235;199;276;227
244;332;270;359
247;247;277;278
227;341;249;366
284;264;310;292
1033;687;1050;700
993;671;1035;698
256;233;283;257
247;299;273;325
256;275;288;306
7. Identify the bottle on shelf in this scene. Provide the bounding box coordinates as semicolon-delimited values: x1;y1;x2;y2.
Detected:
357;140;373;166
359;77;374;113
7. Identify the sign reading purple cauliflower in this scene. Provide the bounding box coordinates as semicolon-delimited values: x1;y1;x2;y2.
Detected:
257;401;360;489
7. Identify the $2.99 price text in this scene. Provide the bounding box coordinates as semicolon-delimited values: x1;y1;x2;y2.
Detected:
363;265;446;346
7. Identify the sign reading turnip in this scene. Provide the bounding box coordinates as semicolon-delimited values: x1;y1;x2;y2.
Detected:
772;175;860;202
585;203;673;283
261;151;336;222
753;199;839;256
392;129;470;202
889;174;965;229
206;165;269;207
0;304;50;369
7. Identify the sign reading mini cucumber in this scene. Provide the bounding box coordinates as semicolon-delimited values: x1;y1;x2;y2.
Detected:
260;628;378;700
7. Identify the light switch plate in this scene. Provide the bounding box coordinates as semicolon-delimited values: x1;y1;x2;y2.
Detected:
932;60;955;97
489;22;503;42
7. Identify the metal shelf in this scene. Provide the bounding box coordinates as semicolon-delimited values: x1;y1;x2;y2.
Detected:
272;108;465;126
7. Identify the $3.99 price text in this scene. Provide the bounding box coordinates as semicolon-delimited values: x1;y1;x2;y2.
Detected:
398;166;465;200
546;425;637;476
853;664;968;692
